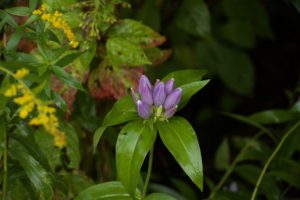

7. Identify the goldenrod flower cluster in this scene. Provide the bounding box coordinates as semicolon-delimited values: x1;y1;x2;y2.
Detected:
4;68;66;148
33;4;79;48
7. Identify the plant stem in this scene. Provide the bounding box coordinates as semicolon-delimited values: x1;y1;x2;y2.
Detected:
209;132;263;198
142;148;154;199
250;120;300;200
2;120;8;200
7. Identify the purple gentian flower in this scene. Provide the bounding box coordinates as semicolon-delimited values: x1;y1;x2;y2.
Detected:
131;75;182;120
165;78;174;95
138;75;153;105
137;100;152;119
153;81;166;106
164;88;182;110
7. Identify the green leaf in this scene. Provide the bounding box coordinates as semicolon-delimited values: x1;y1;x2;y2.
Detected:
145;193;177;200
0;10;18;29
106;37;151;67
215;138;230;170
9;145;53;200
0;118;5;160
222;0;273;38
116;120;157;195
156;116;203;190
102;96;138;127
29;0;38;10
5;7;31;16
179;80;210;110
222;112;275;141
162;69;208;86
108;19;165;48
93;126;107;153
55;52;83;68
52;65;86;92
218;20;256;48
196;39;255;96
75;181;140;200
6;27;24;51
248;109;300;124
175;0;210;37
235;164;280;199
135;0;161;31
64;123;81;169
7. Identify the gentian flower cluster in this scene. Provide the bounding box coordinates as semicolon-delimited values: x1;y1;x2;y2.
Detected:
131;75;182;120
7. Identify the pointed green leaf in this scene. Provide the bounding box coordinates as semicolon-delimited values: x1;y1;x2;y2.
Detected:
75;181;140;200
102;96;138;127
64;123;80;169
179;80;209;110
215;138;230;170
0;118;5;160
55;52;83;68
248;109;300;124
162;69;208;86
6;7;31;16
156;116;203;190
9;145;53;200
93;126;107;153
116;120;157;195
145;193;177;200
52;65;86;92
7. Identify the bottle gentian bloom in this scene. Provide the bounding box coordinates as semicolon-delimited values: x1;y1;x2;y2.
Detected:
131;75;182;120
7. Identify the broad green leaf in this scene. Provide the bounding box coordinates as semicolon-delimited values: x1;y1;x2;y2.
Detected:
64;123;80;169
162;69;208;86
0;117;5;160
171;179;198;200
5;7;31;16
102;96;138;127
9;145;53;200
196;39;255;96
222;0;273;38
268;171;300;189
29;0;38;10
215;138;230;170
52;65;86;92
248;109;300;124
75;181;140;200
108;19;165;48
175;0;210;37
218;20;256;48
106;37;151;67
63;171;94;197
116;120;157;195
93;126;107;153
55;52;83;68
156;116;203;190
148;183;186;199
179;80;210;110
43;0;77;10
145;193;177;200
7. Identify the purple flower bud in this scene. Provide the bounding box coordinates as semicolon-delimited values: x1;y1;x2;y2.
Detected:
165;78;174;95
137;100;152;119
130;88;138;103
153;82;166;106
138;75;153;105
163;87;182;110
164;105;178;119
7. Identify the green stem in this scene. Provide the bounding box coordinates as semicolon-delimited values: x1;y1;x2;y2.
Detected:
250;120;300;200
142;148;154;199
209;132;263;199
2;120;7;200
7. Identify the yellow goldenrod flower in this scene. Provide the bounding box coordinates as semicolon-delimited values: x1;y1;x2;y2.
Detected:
4;84;18;97
32;4;79;48
3;67;66;148
15;68;29;78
